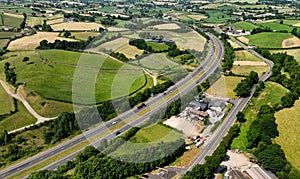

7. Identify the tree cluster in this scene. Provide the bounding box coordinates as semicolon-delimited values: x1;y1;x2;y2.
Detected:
110;52;130;62
183;124;240;178
234;71;259;97
37;37;94;51
220;33;235;71
4;62;17;86
64;13;95;22
251;27;272;34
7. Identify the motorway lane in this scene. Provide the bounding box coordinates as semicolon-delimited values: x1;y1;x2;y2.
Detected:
185;35;274;173
0;33;223;179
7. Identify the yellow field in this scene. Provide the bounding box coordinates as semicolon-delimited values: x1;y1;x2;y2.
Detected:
187;14;207;20
51;22;103;31
153;23;180;30
98;37;143;59
46;18;64;25
275;99;300;170
200;4;220;9
26;17;45;27
3;12;23;19
282;37;300;48
207;76;245;99
107;27;129;32
228;40;241;49
8;32;77;50
231;65;268;77
234;50;261;61
237;36;249;44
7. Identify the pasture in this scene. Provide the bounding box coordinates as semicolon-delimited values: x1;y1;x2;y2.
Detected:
187;14;207;21
206;76;245;99
0;31;19;39
50;22;103;31
0;84;13;115
231;64;268;77
0;50;149;105
260;22;295;32
282;19;300;27
26;16;44;27
1;12;23;28
7;32;77;50
231;82;289;150
0;39;9;51
153;23;180;30
232;21;258;31
275;99;300;170
246;32;294;48
146;42;170;52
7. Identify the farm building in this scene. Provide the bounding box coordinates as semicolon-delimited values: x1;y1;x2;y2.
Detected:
189;101;209;111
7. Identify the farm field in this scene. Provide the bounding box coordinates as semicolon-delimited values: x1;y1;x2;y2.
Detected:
187;14;207;20
0;50;149;105
146;30;206;52
46;18;64;25
146;42;170;52
227;40;241;49
234;50;261;61
0;31;19;39
50;22;103;31
26;16;44;27
153;23;180;30
231;82;289;151
282;37;300;48
0;84;13;115
271;49;300;64
206;76;245;99
275;99;300;170
246;32;295;48
232;21;258;31
7;32;77;50
282;19;300;27
231;64;268;77
203;10;235;24
237;36;249;44
71;32;100;41
0;101;36;132
1;12;23;28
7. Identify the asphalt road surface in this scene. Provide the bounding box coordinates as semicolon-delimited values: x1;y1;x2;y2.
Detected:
0;32;224;179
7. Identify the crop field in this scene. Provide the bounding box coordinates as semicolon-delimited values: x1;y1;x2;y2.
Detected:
207;76;245;99
50;22;103;31
271;49;300;64
112;124;184;156
107;27;129;32
1;12;23;28
46;18;64;25
0;39;9;50
282;19;300;27
237;36;249;44
246;32;294;48
7;32;77;50
234;50;261;61
71;32;100;41
231;82;289;150
232;21;258;31
203;10;235;24
227;40;241;49
153;23;180;30
115;44;144;59
0;84;13;115
231;64;268;77
275;100;300;170
200;4;221;9
146;30;206;52
0;101;36;132
0;50;148;104
187;14;207;20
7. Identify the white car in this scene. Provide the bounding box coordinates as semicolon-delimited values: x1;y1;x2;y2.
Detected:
112;121;118;125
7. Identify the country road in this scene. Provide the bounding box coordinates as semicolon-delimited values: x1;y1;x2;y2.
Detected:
0;80;56;133
0;31;224;179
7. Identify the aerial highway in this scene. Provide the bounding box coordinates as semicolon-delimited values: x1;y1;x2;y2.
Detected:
0;32;224;179
185;34;274;173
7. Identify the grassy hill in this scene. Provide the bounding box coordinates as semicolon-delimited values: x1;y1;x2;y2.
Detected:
232;21;259;31
246;32;294;48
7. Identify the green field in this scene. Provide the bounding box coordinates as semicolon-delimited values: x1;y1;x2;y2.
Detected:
234;50;261;61
0;50;150;105
260;22;296;32
0;101;36;132
146;42;169;51
112;124;184;156
0;84;13;114
275;99;300;170
232;21;258;31
0;39;9;50
247;32;294;48
231;82;289;150
282;19;300;26
0;31;19;39
71;32;100;41
1;13;23;28
203;10;234;24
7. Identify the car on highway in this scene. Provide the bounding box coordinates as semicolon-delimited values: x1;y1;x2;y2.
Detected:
112;121;118;125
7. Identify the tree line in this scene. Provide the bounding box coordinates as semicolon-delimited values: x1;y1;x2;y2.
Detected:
234;71;259;97
219;33;235;71
4;62;17;86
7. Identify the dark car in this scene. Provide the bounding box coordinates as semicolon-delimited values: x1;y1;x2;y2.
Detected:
115;131;121;135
